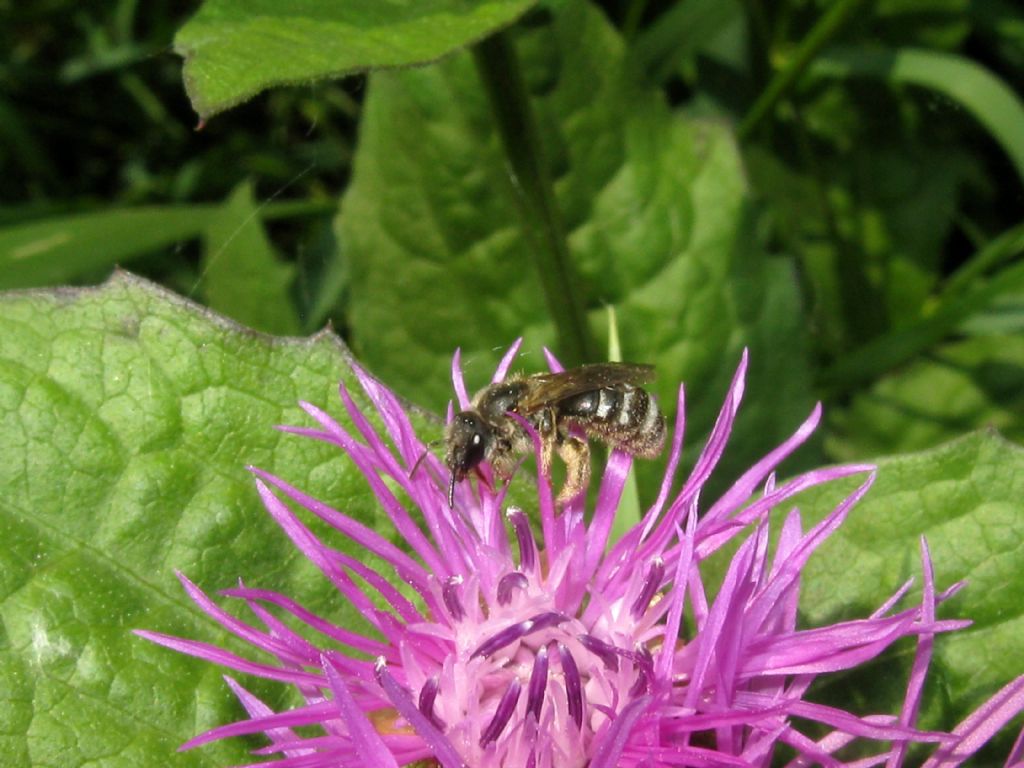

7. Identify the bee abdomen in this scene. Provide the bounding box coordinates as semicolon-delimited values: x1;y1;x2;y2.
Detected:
559;386;665;457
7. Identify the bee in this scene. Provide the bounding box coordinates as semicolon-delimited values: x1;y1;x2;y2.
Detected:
444;363;666;506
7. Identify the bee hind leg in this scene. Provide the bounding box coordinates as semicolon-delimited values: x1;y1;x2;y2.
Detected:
535;408;557;478
555;435;590;505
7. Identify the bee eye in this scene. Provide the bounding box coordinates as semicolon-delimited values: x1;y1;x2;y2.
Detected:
472;434;481;445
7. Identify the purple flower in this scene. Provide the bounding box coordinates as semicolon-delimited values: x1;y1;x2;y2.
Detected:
138;342;1024;767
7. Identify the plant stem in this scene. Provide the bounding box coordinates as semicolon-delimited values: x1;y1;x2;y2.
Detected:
738;0;872;140
472;30;595;366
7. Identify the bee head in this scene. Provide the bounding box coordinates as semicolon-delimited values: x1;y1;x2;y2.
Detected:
444;411;489;506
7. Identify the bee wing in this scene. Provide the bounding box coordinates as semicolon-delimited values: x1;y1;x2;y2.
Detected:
516;363;656;413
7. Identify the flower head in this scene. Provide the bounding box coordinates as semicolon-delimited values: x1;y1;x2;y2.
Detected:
138;342;1024;767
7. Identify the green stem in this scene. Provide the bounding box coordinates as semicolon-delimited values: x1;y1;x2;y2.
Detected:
738;0;872;140
472;30;595;366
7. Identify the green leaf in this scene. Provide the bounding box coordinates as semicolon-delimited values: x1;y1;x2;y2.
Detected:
0;273;433;767
199;182;300;335
631;0;744;83
798;431;1024;732
872;0;970;50
0;208;217;291
0;201;335;292
746;111;975;346
820;229;1024;394
175;0;540;120
827;334;1024;460
339;0;817;490
812;46;1024;187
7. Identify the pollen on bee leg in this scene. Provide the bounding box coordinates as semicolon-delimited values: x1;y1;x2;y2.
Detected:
527;405;557;478
555;435;590;504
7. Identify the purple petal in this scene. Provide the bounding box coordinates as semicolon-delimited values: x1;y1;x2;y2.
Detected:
583;447;633;578
542;347;564;373
888;537;938;767
637;383;687;542
493;338;524;382
695;464;875;560
1006;723;1024;767
656;509;697;681
684;534;757;707
333;549;425;624
471;612;568;659
743;474;875;633
480;677;522;746
223;676;314;759
321;656;399;768
672;351;749;515
508;507;537;573
631;743;752;766
175;571;312;664
347;362;423;467
497;571;529;605
251;479;393;630
779;726;846;768
702;402;823;525
375;659;466;768
451;348;471;409
588;696;651;768
253;472;434;593
134;630;324;688
179;700;338;750
630;557;666;619
776;697;953;743
220;585;387;656
578;634;621;672
922;675;1024;767
418;676;445;730
526;644;550;721
558;642;584;729
442;577;466;622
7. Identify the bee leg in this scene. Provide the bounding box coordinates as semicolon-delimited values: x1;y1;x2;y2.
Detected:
537;408;557;479
556;435;590;504
489;451;518;482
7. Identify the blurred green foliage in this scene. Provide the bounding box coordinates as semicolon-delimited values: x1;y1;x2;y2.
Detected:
2;0;1020;448
1;0;355;330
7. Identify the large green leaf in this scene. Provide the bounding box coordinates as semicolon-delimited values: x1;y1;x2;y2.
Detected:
175;0;539;119
339;0;817;489
0;208;217;291
0;273;431;767
798;431;1024;736
198;182;300;335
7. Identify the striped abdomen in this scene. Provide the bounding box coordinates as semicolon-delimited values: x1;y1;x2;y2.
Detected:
556;385;665;457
